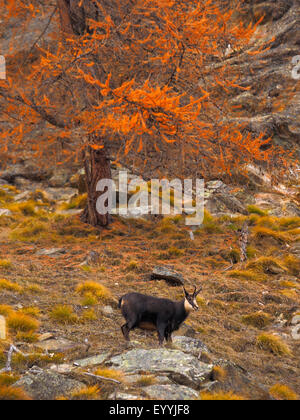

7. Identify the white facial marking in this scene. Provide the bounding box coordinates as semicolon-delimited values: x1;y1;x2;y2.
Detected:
184;298;198;312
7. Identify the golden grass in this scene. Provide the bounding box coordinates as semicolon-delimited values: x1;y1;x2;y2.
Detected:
20;307;41;318
280;289;298;300
0;279;22;293
94;368;124;382
241;312;271;329
283;255;300;276
247;205;268;217
7;312;40;333
50;305;79;324
256;334;291;356
200;391;245;401
0;259;12;269
279;217;300;230
70;385;100;401
0;373;19;387
26;284;44;294
253;226;291;243
76;281;112;303
228;270;268;282
10;220;48;242
10;353;63;371
211;366;227;382
8;201;36;216
62;194;87;210
81;309;97;322
0;305;13;316
136;375;157;386
16;331;38;343
0;385;31;400
246;246;258;259
246;257;286;275
81;293;98;306
127;260;138;271
168;246;184;257
269;384;298;401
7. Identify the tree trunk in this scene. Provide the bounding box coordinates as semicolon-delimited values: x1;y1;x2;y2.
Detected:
81;142;112;227
57;1;113;228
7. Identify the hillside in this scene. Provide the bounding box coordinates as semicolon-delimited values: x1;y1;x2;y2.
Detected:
0;172;299;400
0;0;299;402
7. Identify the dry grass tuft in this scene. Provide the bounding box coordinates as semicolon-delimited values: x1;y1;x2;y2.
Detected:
0;373;19;387
7;312;40;333
20;307;41;318
81;309;97;322
0;385;31;400
94;368;124;382
0;305;13;316
211;366;227;382
253;227;291;243
269;384;298;401
136;375;157;386
228;270;267;282
283;255;300;276
50;305;78;324
76;282;113;303
0;279;22;293
81;293;98;306
127;260;139;271
256;334;291;356
241;312;271;329
10;220;48;242
0;259;12;269
62;194;87;210
247;205;268;217
70;385;100;400
246;257;286;275
200;391;245;400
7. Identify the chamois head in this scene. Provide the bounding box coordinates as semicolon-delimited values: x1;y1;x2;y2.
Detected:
183;285;202;312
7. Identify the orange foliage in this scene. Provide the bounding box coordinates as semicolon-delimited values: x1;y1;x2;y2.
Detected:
0;0;292;177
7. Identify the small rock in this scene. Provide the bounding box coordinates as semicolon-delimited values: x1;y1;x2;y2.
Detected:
50;364;75;374
291;315;300;325
110;392;140;400
37;333;54;342
151;266;184;286
13;368;85;400
102;305;114;315
80;251;100;267
36;248;66;257
173;336;209;357
144;384;198;400
0;315;6;340
73;353;110;368
36;338;76;353
0;209;12;217
44;188;77;202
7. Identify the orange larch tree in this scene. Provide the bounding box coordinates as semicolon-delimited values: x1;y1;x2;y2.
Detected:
0;0;289;226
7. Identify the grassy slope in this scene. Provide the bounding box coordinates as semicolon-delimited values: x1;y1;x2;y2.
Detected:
0;190;299;399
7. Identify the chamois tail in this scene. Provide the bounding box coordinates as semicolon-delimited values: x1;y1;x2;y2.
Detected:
118;296;124;309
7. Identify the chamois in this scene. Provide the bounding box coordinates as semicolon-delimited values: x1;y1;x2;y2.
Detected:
118;286;202;345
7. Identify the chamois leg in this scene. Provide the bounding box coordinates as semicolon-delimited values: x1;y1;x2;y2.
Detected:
121;316;138;341
165;332;173;343
157;323;168;346
121;323;130;341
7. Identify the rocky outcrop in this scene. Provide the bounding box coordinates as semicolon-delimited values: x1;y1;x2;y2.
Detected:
13;368;85;400
151;266;185;286
108;348;213;390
